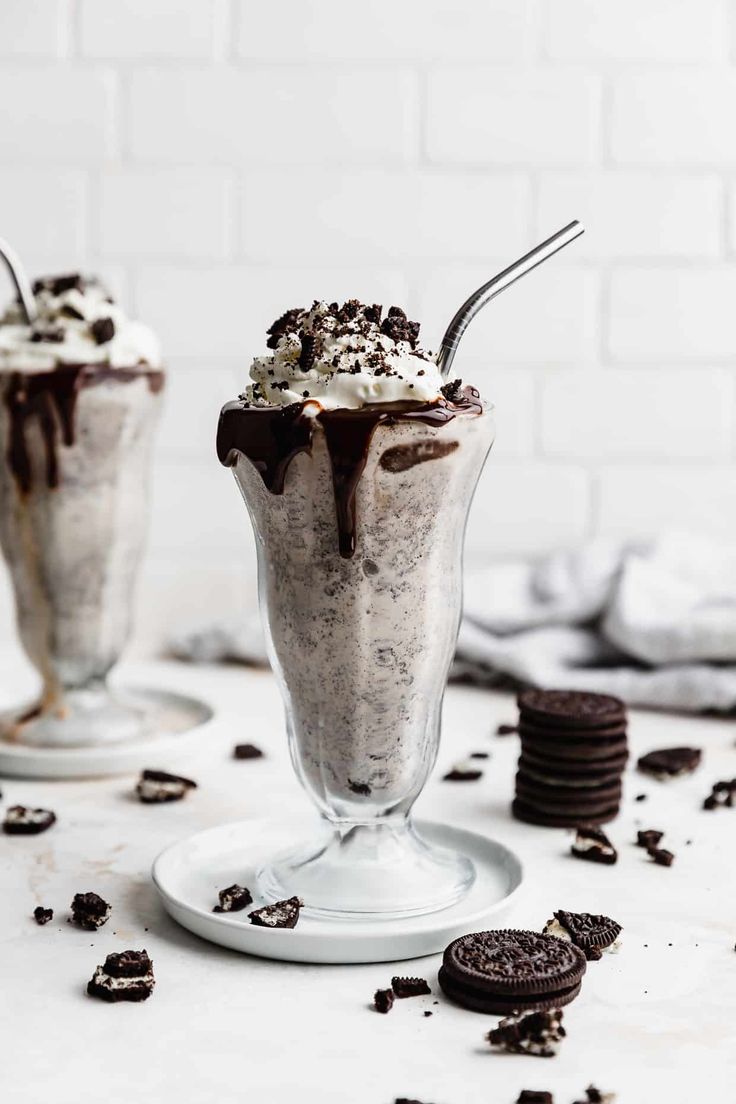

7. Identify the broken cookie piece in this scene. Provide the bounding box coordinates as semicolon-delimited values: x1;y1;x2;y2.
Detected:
391;976;431;998
136;769;197;804
3;805;56;835
33;906;53;925
71;892;111;931
543;910;622;961
213;884;253;914
87;949;155;1003
487;1008;566;1058
248;896;302;929
571;825;617;865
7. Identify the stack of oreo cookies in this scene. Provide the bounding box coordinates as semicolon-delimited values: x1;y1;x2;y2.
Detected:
512;689;628;827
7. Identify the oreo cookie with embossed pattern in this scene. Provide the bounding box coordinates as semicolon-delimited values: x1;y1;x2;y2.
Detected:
518;689;625;731
438;929;586;1014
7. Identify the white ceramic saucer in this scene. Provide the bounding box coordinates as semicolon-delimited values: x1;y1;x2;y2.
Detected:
152;818;524;964
0;686;214;779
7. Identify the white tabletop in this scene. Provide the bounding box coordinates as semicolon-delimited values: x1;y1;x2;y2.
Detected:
2;657;735;1104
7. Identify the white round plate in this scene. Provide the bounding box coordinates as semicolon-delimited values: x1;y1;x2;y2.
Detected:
152;818;524;964
0;686;214;779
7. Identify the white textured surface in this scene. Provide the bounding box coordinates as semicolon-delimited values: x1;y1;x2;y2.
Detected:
0;1;735;648
2;657;735;1103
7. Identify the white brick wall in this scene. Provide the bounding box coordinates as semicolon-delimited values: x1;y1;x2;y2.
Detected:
0;0;733;652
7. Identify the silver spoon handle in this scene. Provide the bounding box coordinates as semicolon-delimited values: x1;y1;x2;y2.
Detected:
436;219;585;379
0;237;36;326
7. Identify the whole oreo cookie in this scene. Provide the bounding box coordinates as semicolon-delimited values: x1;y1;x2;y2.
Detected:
519;749;629;778
438;929;586;1014
512;798;619;827
515;771;622;813
518;690;625;731
521;733;629;763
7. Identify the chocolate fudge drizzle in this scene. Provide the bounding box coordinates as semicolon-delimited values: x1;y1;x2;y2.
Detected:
4;364;164;494
217;386;483;558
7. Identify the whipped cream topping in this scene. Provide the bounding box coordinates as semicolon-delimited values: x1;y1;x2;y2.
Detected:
0;273;161;370
243;299;445;410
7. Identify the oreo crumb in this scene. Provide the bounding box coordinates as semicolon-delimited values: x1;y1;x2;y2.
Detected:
213;884;253;914
635;793;647;802
648;847;674;867
3;805;56;835
33;906;53;925
516;1093;554;1104
496;723;518;736
90;317;115;344
636;829;664;849
30;325;64;343
703;778;736;810
233;743;264;760
487;1009;566;1058
374;988;394;1013
571;825;617;865
248;896;302;929
71;892;111;931
136;769;197;804
443;763;483;782
440;378;463;403
87;949;154;1003
391;976;431;998
348;779;372;796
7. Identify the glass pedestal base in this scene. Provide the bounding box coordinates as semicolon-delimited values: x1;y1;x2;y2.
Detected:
256;817;476;921
8;684;146;748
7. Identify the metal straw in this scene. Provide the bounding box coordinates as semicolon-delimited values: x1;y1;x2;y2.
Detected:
436;220;585;379
0;237;37;325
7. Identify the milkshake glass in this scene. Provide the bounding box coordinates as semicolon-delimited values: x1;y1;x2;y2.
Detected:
0;274;164;746
218;301;493;919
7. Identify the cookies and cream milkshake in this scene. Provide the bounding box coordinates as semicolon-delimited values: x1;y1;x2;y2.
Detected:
0;274;164;746
218;300;493;917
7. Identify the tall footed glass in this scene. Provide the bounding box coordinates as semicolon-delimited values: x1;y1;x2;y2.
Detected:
0;365;164;747
221;393;494;919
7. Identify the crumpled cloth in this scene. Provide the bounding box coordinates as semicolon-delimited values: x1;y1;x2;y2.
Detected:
170;533;736;714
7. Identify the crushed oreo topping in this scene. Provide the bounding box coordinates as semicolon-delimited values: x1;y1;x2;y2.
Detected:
32;273;86;297
487;1008;566;1058
440;378;463;403
266;307;302;350
29;324;65;343
90;316;115;345
348;779;371;796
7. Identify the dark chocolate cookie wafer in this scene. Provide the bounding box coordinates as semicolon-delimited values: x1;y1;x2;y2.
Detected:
518;689;625;731
438;929;586;1014
512;798;619;828
515;772;622;812
518;760;625;790
521;733;628;763
519;718;627;743
637;746;701;780
519;749;629;778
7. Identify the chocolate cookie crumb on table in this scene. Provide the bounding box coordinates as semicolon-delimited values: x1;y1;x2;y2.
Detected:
703;778;736;810
87;949;155;1003
248;896;302;929
374;988;394;1013
33;906;53;925
443;765;483;781
487;1008;565;1057
496;723;518;736
636;829;663;849
572;1087;616;1104
648;847;675;867
391;976;431;998
213;884;253;913
135;768;197;804
71;892;111;930
571;825;617;865
516;1092;553;1104
637;746;701;780
3;805;56;835
233;743;264;760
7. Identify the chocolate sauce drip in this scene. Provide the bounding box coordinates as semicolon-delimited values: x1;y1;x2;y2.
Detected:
3;364;164;494
216;387;482;559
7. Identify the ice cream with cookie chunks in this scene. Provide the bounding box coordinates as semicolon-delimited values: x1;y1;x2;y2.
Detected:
0;273;164;743
218;299;493;814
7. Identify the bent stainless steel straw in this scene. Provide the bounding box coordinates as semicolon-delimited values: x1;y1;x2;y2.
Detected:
0;237;37;326
436;219;585;379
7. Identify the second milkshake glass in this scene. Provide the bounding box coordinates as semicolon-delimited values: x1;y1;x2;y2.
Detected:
219;390;494;919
